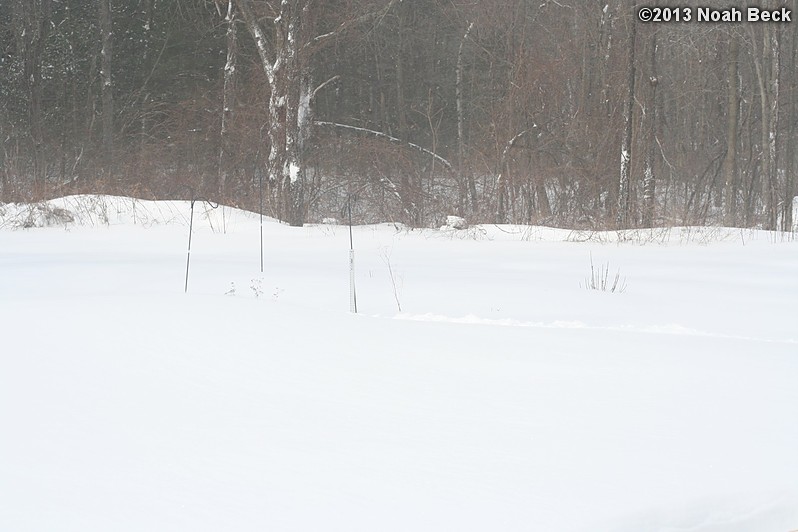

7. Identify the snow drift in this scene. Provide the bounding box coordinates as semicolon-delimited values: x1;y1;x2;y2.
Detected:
1;195;796;532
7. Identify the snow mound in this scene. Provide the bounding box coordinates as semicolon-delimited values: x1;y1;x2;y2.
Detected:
442;215;468;230
0;195;271;230
2;194;795;246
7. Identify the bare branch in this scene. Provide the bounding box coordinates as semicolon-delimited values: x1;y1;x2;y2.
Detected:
233;0;275;85
501;130;529;164
300;0;401;55
312;75;340;101
497;129;529;188
315;121;453;170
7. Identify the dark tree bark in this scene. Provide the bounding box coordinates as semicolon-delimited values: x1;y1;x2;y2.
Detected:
218;0;238;200
456;21;477;214
641;26;658;228
98;0;114;181
723;33;739;226
750;2;780;230
14;0;52;194
617;5;636;228
785;0;798;231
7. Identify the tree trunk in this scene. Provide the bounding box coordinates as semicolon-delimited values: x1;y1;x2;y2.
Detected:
766;21;780;230
723;34;739;226
98;0;114;183
456;21;477;214
395;2;409;142
28;21;46;194
235;0;309;226
600;2;614;117
235;0;399;226
218;0;237;201
751;7;780;230
16;0;52;195
784;0;797;231
642;27;658;227
617;7;636;228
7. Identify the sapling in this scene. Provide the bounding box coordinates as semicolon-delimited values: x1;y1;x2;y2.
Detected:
381;247;403;312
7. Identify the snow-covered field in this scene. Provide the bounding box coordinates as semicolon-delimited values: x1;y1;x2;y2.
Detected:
1;195;797;532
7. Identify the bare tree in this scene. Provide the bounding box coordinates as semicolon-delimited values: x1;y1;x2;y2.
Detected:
234;0;399;225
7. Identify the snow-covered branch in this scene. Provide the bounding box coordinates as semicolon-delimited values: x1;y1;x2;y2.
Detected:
501;130;529;165
496;129;529;192
233;0;275;86
312;75;340;101
315;121;453;170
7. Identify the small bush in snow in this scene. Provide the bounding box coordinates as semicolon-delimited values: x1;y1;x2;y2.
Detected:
19;204;75;228
250;278;263;298
582;254;627;293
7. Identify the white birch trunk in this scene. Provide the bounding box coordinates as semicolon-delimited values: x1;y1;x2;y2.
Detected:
234;0;400;225
236;0;310;225
218;0;237;200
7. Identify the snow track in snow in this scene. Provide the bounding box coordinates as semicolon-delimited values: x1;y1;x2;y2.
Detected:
395;312;798;345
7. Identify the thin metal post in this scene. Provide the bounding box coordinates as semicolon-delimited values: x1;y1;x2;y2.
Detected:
348;195;355;250
348;194;357;313
259;171;264;273
184;199;195;293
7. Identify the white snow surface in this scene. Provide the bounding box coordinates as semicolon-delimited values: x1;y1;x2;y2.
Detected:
1;195;797;532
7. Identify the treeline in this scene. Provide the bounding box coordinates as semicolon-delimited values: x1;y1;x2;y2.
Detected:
1;0;796;229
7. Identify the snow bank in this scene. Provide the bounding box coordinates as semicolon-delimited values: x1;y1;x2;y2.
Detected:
0;195;272;230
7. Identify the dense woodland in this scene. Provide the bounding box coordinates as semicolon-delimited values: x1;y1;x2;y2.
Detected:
1;0;796;229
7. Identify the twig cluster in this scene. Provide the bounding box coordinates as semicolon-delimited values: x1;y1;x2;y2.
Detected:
583;253;627;293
